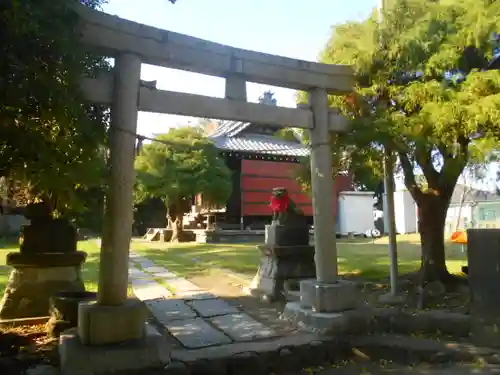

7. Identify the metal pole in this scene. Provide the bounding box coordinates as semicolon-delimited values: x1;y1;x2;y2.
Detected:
383;148;399;295
379;0;399;297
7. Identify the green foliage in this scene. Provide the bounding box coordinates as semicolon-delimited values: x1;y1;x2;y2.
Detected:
0;0;110;213
316;0;500;204
311;0;500;280
134;127;232;213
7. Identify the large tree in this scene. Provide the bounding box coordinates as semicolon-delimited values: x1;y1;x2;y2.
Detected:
134;127;232;242
0;0;109;213
316;0;500;283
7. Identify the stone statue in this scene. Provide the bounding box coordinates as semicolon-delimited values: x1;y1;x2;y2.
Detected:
268;187;309;246
249;187;315;302
269;187;303;225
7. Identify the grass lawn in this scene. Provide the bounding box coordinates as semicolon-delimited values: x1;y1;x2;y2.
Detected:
0;234;468;295
133;233;468;281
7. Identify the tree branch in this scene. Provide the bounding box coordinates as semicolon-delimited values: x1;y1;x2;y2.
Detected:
415;146;440;189
398;151;424;203
439;137;470;197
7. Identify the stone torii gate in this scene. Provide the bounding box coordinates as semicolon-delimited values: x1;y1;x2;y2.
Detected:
61;5;354;374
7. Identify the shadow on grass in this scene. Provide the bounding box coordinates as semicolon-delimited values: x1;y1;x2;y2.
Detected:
336;238;467;280
133;248;212;279
133;241;260;276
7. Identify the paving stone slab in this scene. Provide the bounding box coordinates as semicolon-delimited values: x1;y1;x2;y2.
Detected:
130;278;155;286
163;278;202;292
142;266;170;274
137;262;156;269
166;317;232;349
210;313;277;341
131;280;172;300
131;261;151;267
170;333;318;362
129;255;148;262
153;271;178;279
128;268;150;279
133;289;172;302
175;291;217;300
145;298;197;324
188;298;239;318
133;257;155;267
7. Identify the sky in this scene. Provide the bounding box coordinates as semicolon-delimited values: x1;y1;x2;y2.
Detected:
102;0;378;136
101;0;498;192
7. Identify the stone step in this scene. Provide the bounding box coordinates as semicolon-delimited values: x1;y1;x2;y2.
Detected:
349;334;500;365
161;333;500;375
167;334;354;375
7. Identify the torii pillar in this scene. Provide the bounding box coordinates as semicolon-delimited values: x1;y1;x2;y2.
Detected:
59;53;170;375
284;88;358;323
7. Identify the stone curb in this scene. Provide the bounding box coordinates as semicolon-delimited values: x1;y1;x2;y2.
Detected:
164;334;353;375
162;331;500;375
283;304;472;338
370;308;472;337
348;334;497;365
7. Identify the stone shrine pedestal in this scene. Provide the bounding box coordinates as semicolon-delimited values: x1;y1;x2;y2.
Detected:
282;279;360;335
249;223;316;302
0;251;87;320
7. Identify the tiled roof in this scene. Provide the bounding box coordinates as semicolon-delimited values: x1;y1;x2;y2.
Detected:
211;133;309;157
209;121;309;157
209;121;252;138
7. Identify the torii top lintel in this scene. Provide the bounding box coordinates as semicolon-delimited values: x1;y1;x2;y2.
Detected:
77;6;354;94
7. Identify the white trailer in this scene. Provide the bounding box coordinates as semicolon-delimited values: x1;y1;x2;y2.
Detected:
337;191;375;236
383;189;418;234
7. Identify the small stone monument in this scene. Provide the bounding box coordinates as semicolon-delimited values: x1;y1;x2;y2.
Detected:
467;229;500;347
249;187;315;301
0;201;87;320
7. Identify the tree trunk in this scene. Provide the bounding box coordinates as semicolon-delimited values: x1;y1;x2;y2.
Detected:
167;202;185;243
418;195;450;283
167;216;183;243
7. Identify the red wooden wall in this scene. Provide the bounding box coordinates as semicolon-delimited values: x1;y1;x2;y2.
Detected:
241;160;353;217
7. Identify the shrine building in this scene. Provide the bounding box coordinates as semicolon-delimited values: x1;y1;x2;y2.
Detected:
198;121;354;228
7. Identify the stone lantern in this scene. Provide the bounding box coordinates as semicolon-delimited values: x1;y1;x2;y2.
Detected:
0;201;87;320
